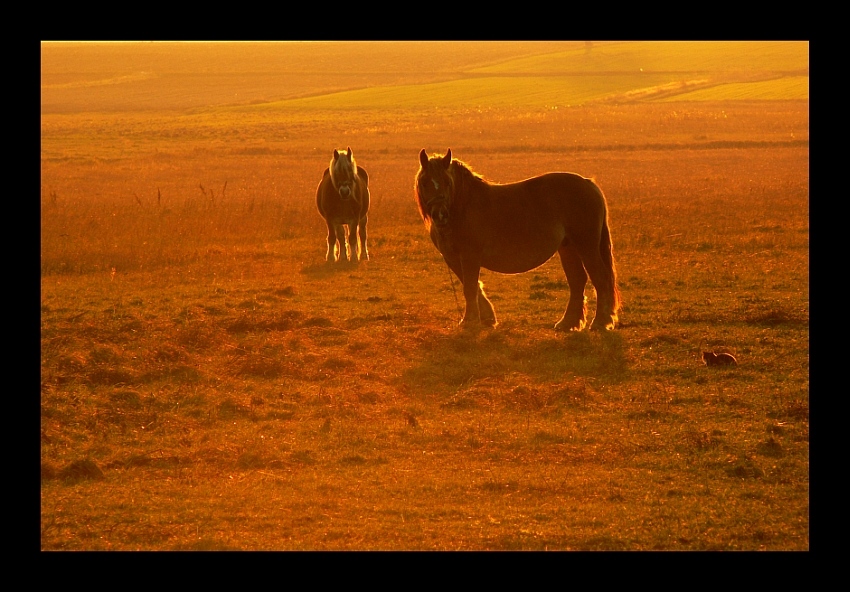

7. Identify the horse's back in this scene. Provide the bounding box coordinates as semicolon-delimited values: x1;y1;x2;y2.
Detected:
488;172;605;224
513;172;601;200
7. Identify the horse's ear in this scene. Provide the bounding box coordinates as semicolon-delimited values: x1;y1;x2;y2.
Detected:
333;149;340;161
419;149;429;168
443;149;452;167
347;147;353;160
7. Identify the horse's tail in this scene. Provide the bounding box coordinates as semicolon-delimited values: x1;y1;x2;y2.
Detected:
600;212;621;319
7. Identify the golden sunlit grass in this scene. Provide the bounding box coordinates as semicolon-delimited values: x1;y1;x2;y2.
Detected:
41;41;586;114
41;42;808;550
264;75;679;110
662;76;810;102
470;41;808;75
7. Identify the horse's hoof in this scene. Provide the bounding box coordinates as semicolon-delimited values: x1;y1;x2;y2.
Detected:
555;320;585;332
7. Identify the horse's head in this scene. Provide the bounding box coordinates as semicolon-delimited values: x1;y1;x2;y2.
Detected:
415;148;454;229
330;147;358;200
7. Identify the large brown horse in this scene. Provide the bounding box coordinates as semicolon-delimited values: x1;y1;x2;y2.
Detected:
415;149;620;331
316;147;370;262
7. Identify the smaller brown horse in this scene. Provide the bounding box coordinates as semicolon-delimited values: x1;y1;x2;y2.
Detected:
316;147;370;262
415;149;620;331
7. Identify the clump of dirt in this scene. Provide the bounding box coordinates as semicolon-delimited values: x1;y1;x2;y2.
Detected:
60;459;105;483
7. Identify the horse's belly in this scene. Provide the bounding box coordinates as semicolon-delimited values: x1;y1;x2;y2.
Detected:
481;235;561;274
326;208;362;227
329;216;359;227
320;186;365;227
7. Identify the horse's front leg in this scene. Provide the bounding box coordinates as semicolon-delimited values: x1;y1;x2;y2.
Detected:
325;223;339;262
443;252;496;329
334;224;349;262
459;255;484;330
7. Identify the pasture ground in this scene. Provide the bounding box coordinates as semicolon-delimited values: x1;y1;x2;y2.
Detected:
40;42;808;550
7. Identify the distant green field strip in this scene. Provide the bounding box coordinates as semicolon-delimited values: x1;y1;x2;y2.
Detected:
471;41;809;74
255;74;676;110
659;76;809;101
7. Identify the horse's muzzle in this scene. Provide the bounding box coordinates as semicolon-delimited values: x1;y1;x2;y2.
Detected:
338;184;353;199
431;203;450;227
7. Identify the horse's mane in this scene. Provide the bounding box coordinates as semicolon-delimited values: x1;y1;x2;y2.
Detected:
415;154;488;227
448;158;487;197
330;148;357;188
447;158;489;225
413;172;429;224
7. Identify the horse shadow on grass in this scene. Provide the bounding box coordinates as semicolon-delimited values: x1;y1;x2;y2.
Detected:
300;259;364;278
400;322;628;398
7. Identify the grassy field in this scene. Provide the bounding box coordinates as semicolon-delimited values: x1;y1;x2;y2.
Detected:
40;41;809;550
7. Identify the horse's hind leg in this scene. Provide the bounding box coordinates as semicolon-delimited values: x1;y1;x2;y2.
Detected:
477;281;497;327
575;243;617;331
555;241;588;331
349;225;360;261
358;215;369;261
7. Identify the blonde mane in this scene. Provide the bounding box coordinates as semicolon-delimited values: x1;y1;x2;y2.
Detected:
330;148;357;189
